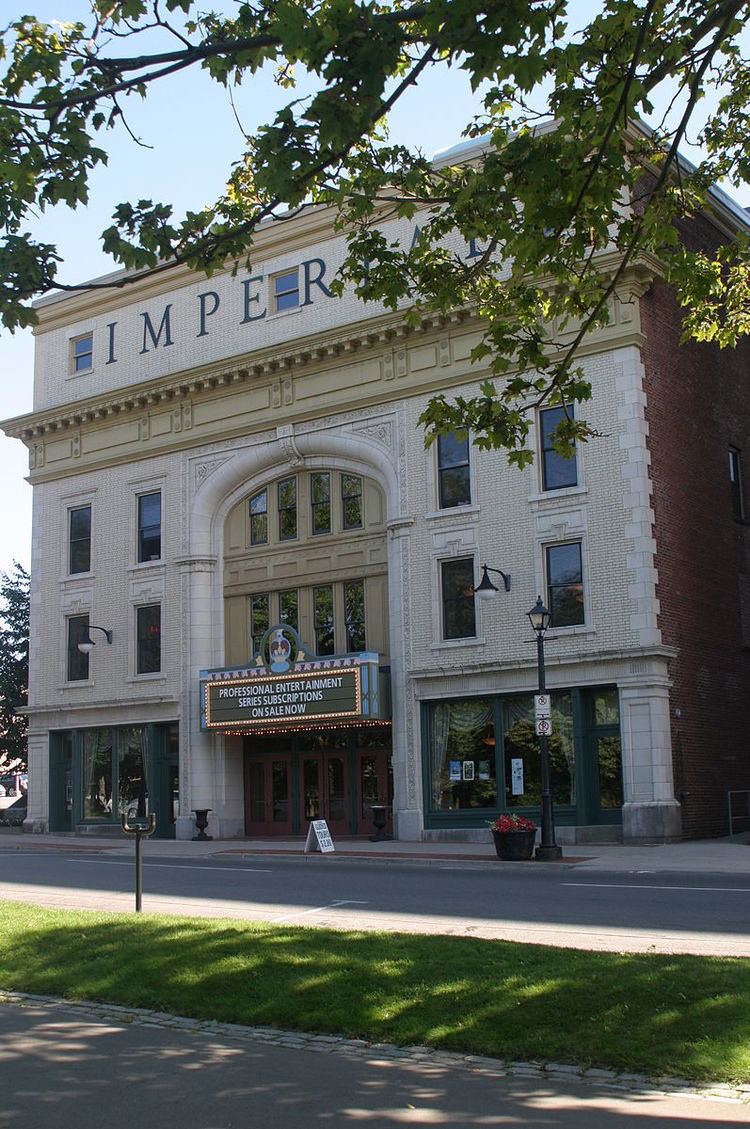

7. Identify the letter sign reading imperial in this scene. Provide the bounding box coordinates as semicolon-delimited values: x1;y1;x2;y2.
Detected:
205;669;360;728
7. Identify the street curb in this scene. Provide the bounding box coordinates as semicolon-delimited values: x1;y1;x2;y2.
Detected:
1;990;747;1105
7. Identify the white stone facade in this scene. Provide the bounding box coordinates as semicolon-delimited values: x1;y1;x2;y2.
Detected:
5;209;682;843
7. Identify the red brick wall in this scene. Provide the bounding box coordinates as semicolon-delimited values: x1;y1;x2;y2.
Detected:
640;214;750;838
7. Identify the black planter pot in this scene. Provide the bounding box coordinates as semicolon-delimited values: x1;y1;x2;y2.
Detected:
492;829;535;861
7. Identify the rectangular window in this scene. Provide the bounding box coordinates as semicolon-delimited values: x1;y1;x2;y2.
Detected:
67;615;90;682
540;407;577;491
278;477;297;541
437;432;471;508
441;558;476;639
341;474;363;529
72;333;93;373
546;542;584;627
279;589;299;632
311;472;331;535
273;269;300;312
69;505;91;575
730;448;744;520
314;585;335;655
344;579;366;651
249;489;268;545
250;594;270;658
426;698;496;812
136;605;161;674
137;492;162;562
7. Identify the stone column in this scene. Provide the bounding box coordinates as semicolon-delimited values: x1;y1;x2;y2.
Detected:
620;672;682;842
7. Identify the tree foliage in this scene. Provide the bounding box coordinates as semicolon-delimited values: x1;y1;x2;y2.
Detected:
1;0;749;459
0;562;29;770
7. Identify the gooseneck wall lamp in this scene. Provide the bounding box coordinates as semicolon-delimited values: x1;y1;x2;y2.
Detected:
474;563;512;597
77;624;113;655
527;597;563;862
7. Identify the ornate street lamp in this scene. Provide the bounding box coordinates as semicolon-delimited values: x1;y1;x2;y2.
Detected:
474;563;511;597
77;624;113;654
527;597;563;861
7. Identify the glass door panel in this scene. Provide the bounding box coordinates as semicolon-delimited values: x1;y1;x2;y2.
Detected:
272;760;290;824
326;757;345;825
597;736;623;810
247;760;265;825
303;758;321;821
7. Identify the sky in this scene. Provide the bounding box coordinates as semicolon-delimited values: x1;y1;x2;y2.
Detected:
1;1;748;578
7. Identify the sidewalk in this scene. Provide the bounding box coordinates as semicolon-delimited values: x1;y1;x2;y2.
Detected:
2;827;749;874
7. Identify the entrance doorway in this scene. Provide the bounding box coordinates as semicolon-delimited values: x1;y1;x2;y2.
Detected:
242;729;392;837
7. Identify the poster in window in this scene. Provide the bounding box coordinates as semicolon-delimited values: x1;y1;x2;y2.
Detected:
462;760;475;782
511;758;524;796
478;760;490;781
449;760;461;783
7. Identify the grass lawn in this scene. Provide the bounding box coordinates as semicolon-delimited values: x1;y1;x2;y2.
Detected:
1;900;748;1083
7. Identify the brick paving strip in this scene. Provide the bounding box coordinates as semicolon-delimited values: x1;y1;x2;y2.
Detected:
1;989;747;1106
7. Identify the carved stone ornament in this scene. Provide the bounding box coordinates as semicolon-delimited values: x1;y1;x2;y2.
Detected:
194;458;233;492
353;419;394;451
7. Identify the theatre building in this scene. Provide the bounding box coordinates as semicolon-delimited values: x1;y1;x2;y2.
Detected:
4;144;750;843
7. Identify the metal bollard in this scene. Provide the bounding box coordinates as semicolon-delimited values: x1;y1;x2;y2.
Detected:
121;812;157;912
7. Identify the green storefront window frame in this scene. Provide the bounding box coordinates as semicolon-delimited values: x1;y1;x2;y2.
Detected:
420;689;611;830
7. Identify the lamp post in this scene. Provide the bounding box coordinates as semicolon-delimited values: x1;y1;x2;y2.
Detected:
474;563;511;597
527;597;562;861
77;624;113;654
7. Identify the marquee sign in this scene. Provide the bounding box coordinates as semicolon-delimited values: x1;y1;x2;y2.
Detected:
200;627;386;732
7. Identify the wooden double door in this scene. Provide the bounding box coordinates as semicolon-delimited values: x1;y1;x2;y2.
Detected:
243;733;391;838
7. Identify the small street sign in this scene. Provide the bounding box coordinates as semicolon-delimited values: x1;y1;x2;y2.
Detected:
536;717;552;737
534;693;551;719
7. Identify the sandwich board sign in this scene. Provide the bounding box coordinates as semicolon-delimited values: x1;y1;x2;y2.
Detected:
304;820;335;853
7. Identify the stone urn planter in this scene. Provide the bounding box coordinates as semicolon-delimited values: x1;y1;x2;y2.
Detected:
491;829;536;861
489;813;537;861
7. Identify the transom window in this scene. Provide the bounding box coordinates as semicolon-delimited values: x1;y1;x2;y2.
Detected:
546;542;584;627
342;474;363;529
249;583;366;659
250;594;270;658
437;432;471;508
69;505;91;575
314;585;335;655
441;558;476;640
72;333;93;373
273;269;300;312
311;473;331;535
249;489;268;545
540;407;577;491
246;472;367;544
344;579;366;651
278;477;298;541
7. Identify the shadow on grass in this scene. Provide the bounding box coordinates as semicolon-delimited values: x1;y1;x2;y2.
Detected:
1;902;748;1083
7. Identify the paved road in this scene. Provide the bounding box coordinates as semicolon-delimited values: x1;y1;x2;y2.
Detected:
0;998;747;1128
1;847;749;955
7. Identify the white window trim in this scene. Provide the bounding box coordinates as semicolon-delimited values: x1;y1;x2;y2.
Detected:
133;602;163;679
131;479;165;566
269;266;301;318
432;550;482;647
62;494;96;581
539;536;592;635
529;406;585;500
426;431;476;516
67;329;95;378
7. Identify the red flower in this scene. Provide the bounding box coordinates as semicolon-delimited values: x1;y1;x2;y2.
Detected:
489;813;536;834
